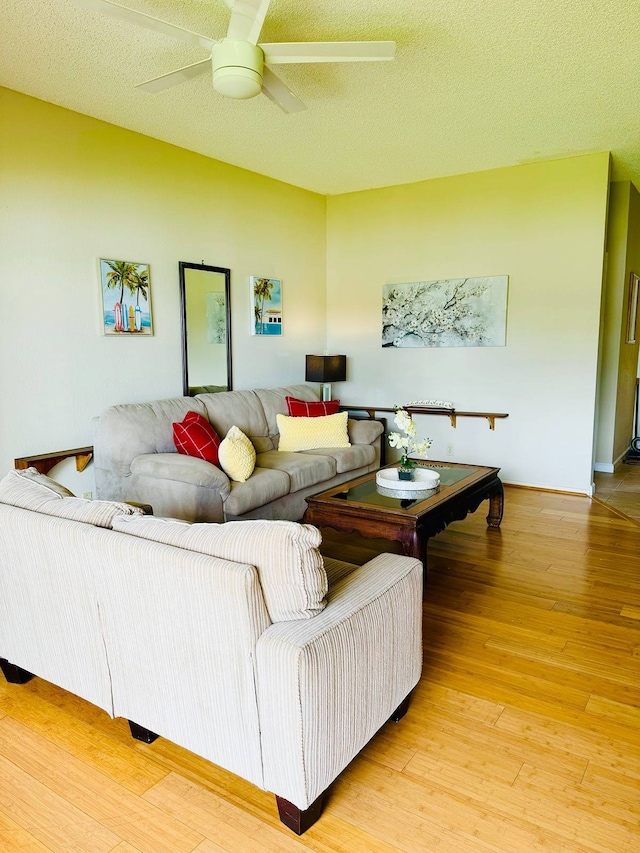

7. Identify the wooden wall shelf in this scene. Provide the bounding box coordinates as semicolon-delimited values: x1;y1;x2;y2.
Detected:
14;446;94;477
342;406;508;430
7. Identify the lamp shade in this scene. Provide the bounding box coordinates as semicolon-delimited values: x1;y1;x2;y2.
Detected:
305;355;347;384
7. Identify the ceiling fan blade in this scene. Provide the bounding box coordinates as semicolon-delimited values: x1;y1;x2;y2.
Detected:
227;0;272;44
261;41;396;64
261;66;307;114
136;59;211;94
74;0;216;50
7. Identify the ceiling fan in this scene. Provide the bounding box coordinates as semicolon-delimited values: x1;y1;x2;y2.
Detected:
75;0;396;113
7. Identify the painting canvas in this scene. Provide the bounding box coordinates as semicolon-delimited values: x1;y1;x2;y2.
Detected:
251;277;282;336
100;258;153;335
382;276;508;348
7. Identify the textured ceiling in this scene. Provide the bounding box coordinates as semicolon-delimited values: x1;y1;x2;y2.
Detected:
1;0;640;195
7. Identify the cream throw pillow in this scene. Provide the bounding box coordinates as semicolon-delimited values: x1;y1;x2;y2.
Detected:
277;411;351;452
218;425;256;482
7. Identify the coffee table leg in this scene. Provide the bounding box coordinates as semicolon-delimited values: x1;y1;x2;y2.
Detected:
397;530;429;600
486;479;504;528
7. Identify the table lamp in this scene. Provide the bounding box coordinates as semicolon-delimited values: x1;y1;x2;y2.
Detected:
305;355;347;401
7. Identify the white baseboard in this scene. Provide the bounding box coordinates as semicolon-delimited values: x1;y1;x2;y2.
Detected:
503;479;590;497
594;462;615;473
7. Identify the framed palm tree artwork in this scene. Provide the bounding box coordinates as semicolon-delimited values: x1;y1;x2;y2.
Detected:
99;258;153;335
251;276;282;336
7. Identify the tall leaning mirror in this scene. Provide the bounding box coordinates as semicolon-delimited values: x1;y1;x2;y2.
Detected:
179;262;232;396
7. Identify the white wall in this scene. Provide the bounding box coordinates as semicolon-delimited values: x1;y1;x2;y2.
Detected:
327;154;611;493
0;89;327;490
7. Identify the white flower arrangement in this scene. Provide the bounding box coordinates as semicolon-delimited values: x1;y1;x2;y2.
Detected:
387;407;432;471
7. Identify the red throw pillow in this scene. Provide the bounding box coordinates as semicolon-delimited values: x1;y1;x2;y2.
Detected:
285;396;340;417
173;411;221;465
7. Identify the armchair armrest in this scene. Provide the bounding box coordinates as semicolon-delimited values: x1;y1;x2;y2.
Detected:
256;553;422;809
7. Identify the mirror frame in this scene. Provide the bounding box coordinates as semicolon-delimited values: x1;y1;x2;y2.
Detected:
179;261;232;396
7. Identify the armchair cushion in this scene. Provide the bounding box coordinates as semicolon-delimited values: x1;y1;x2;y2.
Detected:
112;515;328;623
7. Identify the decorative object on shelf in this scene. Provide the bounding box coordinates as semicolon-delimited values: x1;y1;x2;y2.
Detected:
305;354;347;401
387;408;432;478
406;398;455;411
376;467;440;499
99;258;152;336
251;277;282;336
382;276;508;348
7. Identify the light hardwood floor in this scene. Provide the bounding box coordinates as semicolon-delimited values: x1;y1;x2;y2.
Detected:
0;486;638;852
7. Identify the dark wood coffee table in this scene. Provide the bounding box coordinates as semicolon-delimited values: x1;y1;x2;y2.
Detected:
304;461;503;587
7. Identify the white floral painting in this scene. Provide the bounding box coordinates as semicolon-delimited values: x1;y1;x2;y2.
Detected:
382;276;508;348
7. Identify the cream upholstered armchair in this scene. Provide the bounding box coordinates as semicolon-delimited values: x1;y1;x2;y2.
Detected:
0;468;423;834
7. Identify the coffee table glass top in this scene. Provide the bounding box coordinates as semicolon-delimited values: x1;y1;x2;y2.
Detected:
331;463;478;511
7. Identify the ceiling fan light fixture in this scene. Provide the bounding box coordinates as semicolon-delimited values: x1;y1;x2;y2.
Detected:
212;38;264;100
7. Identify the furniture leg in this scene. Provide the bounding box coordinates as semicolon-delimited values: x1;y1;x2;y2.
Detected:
276;792;325;835
389;690;413;722
486;479;504;528
128;721;159;743
0;658;34;684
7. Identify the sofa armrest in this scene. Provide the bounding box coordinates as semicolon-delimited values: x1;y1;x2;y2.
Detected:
130;453;230;491
127;453;230;523
347;418;384;446
256;553;422;809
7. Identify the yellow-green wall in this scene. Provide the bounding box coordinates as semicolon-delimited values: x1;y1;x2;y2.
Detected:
326;154;611;492
1;87;614;494
0;88;327;485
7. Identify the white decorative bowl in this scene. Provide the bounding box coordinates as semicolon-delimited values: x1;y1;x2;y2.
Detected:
376;467;440;492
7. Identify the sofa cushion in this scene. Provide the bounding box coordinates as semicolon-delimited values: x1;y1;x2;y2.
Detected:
173;411;221;465
304;443;376;474
256;450;335;492
276;412;350;453
197;390;273;454
223;467;291;517
0;469;144;528
219;426;257;483
254;385;319;443
112;515;328;622
286;397;340;417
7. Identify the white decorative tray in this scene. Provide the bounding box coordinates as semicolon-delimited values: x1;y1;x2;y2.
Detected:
375;468;441;499
376;484;439;500
376;468;441;491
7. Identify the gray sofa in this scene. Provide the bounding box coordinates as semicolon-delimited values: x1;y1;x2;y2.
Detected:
94;384;384;523
0;467;422;834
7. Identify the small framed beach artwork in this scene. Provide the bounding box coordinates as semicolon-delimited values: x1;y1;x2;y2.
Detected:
251;276;282;336
99;258;153;336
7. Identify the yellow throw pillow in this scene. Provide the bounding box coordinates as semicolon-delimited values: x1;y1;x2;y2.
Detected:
277;411;351;452
218;425;256;482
